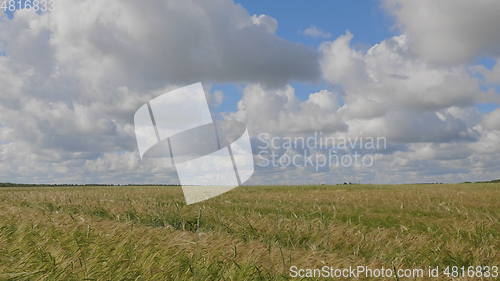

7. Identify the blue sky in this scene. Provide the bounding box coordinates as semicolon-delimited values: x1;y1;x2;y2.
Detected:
3;1;499;118
236;0;395;47
3;0;498;116
1;0;500;184
210;0;499;115
213;0;397;114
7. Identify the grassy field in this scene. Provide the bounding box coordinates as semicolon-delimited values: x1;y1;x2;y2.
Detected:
0;184;498;280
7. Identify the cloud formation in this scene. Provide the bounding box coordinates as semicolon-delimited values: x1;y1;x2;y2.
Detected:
229;85;346;134
0;0;319;183
227;28;500;184
384;0;500;64
0;0;499;185
319;32;494;143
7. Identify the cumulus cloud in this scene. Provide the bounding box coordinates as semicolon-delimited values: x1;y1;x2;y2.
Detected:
0;0;499;185
0;0;320;183
47;0;318;89
228;84;346;134
384;0;500;64
226;29;500;184
321;32;493;112
482;109;500;131
319;32;499;143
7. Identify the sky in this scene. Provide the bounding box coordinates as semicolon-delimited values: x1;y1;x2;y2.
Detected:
1;0;500;185
213;0;395;111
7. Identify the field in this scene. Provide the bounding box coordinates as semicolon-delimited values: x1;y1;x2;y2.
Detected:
0;184;498;280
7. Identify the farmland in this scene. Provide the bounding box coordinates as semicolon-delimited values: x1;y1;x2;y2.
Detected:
0;184;498;280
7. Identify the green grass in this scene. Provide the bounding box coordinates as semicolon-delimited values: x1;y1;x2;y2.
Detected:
0;184;498;280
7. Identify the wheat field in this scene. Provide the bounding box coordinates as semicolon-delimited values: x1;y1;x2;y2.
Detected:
0;184;498;280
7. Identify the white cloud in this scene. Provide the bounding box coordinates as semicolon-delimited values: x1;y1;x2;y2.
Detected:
321;33;492;112
251;14;278;34
482;109;500;130
224;30;500;184
302;26;332;39
319;32;499;143
384;0;500;64
0;1;320;183
45;0;318;88
228;84;346;134
0;1;499;185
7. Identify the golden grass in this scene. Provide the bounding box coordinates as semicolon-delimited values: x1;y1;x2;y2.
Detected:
0;183;498;280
